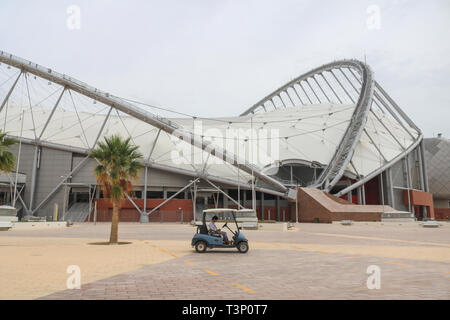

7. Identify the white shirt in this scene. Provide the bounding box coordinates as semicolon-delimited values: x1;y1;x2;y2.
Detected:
208;221;217;232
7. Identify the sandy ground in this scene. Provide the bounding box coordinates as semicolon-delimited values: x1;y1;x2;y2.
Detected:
0;237;190;299
1;222;449;299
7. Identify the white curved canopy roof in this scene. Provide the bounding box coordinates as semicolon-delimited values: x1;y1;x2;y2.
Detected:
2;100;418;183
0;51;422;198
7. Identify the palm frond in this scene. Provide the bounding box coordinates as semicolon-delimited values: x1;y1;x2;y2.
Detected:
0;130;17;173
90;134;143;205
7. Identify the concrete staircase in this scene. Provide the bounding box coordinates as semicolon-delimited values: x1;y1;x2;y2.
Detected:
382;211;416;222
64;202;90;222
298;188;395;223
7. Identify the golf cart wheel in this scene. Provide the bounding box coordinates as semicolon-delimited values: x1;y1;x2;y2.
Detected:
195;241;207;253
237;241;249;253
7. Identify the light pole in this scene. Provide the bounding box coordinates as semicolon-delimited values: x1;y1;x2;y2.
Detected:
295;181;299;224
61;175;72;221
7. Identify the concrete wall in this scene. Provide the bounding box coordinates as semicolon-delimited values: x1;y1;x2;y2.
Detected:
8;142;290;221
34;147;72;218
71;156;97;184
8;144;71;218
434;199;450;209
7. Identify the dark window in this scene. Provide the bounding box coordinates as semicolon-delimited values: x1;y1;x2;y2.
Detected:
147;191;164;199
228;189;238;199
264;193;276;200
167;191;185;199
330;186;346;194
75;193;89;203
133;191;142;199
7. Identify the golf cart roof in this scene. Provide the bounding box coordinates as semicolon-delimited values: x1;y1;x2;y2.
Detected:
237;208;255;213
203;208;238;214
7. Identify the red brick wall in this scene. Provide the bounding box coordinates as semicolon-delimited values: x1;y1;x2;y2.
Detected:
403;190;435;219
298;188;382;223
298;189;333;223
339;194;358;204
91;198;193;222
435;208;450;221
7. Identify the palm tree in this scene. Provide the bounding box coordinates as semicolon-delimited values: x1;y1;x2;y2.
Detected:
90;135;142;244
0;130;16;173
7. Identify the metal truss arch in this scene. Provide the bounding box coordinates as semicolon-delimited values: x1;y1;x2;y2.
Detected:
242;59;422;195
0;50;288;195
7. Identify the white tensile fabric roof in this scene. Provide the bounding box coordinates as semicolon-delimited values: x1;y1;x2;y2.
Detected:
3;100;419;186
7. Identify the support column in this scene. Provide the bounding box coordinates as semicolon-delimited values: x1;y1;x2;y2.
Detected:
260;192;264;220
418;143;429;218
276;196;280;221
346;180;352;203
357;186;362;204
378;172;385;206
141;165;149;223
290;166;293;185
404;156;412;213
416;148;425;191
243;190;247;208
419;142;429;192
361;184;366;205
223;189;229;208
62;183;69;220
28;146;40;215
386;168;396;209
193;179;198;221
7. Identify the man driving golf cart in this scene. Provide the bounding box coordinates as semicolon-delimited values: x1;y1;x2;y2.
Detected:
191;208;249;253
208;215;230;244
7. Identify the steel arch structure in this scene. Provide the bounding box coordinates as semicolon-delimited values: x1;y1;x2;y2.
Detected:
0;51;292;216
242;59;424;196
0;50;426;220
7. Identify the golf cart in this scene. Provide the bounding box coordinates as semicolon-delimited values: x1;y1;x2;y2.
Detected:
191;208;249;253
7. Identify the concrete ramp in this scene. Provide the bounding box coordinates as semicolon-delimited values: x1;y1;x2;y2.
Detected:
298;188;395;223
64;203;90;222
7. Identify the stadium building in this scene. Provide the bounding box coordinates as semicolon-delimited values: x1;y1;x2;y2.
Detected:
424;135;450;220
0;51;436;223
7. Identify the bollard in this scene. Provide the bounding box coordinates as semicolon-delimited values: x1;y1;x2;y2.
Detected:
93;202;97;225
180;210;183;224
53;203;59;221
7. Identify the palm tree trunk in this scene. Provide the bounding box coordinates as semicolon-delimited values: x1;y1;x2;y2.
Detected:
109;202;119;244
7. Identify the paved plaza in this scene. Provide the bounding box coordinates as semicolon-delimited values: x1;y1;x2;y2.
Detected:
1;222;449;300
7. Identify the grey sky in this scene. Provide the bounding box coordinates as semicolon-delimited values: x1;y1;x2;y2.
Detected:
1;0;449;137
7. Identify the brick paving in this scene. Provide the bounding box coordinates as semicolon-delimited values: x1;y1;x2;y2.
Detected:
40;247;450;300
2;222;449;300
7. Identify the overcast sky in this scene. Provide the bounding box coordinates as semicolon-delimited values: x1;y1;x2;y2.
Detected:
1;0;449;137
